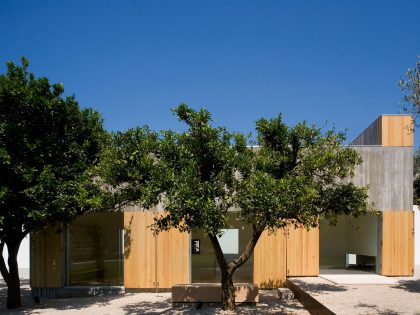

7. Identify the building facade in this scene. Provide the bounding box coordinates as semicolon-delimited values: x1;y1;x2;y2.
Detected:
30;115;414;295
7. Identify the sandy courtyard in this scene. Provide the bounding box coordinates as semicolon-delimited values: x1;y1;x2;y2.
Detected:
0;281;309;314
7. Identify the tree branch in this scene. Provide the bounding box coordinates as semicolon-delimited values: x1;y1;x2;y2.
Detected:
229;224;264;273
0;240;10;284
208;234;228;271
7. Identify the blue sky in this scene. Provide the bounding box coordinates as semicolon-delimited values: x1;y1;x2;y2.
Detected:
1;0;420;145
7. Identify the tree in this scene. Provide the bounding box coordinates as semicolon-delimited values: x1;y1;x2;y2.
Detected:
100;104;371;311
400;56;420;128
400;56;420;205
0;58;107;309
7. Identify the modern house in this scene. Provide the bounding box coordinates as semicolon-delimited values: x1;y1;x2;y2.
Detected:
30;115;414;296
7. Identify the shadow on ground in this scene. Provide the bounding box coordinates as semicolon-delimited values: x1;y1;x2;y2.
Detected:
355;303;401;315
290;279;348;294
1;284;309;315
392;279;420;293
1;281;129;314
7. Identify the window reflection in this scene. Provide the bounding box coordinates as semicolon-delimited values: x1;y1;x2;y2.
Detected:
68;212;124;286
191;213;253;283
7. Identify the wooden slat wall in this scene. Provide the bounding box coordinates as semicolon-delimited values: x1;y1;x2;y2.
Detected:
381;116;413;147
156;227;190;288
253;229;287;288
124;211;157;288
124;211;190;289
30;229;63;287
286;225;319;276
380;211;414;276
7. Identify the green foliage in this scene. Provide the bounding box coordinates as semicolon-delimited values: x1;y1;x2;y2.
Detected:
100;104;249;236
236;115;371;230
100;104;371;310
0;57;107;241
400;56;420;128
102;104;371;235
400;56;420;205
99;126;164;210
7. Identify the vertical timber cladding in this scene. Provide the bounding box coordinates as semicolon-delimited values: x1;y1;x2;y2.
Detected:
381;115;413;147
286;225;319;276
350;115;413;146
254;225;319;287
253;229;287;288
30;229;63;287
123;211;190;288
380;211;414;276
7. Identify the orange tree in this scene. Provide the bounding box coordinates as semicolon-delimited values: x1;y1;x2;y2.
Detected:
99;104;371;311
0;58;107;309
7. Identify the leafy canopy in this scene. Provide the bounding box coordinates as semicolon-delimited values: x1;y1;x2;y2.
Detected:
0;57;107;241
400;56;420;128
236;115;370;230
100;104;248;236
100;104;371;236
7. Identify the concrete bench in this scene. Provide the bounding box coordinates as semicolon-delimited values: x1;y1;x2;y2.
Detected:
171;283;259;303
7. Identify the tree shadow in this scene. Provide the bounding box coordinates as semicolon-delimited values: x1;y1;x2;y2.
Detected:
289;279;348;294
122;298;175;314
0;281;129;314
392;279;420;293
0;280;31;300
356;303;400;315
0;285;308;314
124;215;134;259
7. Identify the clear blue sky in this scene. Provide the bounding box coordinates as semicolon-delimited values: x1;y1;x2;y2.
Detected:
1;0;420;145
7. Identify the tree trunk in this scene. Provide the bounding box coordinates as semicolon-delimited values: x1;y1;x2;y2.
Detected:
6;248;22;309
6;267;22;309
208;225;264;311
0;239;23;309
221;270;235;310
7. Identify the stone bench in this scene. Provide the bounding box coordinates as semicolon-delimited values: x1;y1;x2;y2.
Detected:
171;283;259;303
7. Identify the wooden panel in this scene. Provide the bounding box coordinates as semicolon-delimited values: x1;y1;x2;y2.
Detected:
156;226;190;288
124;211;190;288
381;116;413;147
253;229;286;288
380;211;414;276
30;229;63;287
124;211;157;288
286;225;319;276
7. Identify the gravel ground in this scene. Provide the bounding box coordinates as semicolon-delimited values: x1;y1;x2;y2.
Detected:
289;275;420;315
0;281;309;314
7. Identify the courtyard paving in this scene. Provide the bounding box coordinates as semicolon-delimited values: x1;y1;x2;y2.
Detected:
289;269;420;315
0;281;308;314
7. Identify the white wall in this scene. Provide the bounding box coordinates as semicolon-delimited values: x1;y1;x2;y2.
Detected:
415;205;420;265
346;215;377;257
1;235;30;279
320;214;377;267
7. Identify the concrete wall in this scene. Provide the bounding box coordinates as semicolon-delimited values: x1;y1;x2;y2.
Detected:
350;146;413;211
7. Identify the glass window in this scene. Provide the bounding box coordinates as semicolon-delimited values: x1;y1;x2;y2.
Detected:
191;213;253;283
68;212;124;286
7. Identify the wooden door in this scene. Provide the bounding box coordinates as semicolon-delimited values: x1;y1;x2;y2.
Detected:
30;229;63;287
286;225;319;276
253;229;287;288
156;226;190;288
380;211;414;276
124;211;190;288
